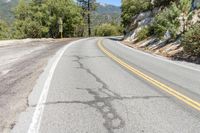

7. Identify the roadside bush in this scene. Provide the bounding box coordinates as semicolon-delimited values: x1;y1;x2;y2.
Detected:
94;23;122;36
0;20;9;40
181;23;200;56
152;2;181;39
136;26;153;41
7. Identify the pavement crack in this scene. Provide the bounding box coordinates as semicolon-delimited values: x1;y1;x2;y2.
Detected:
39;55;169;133
76;88;125;133
40;95;167;132
73;55;121;98
30;96;168;107
67;55;169;132
70;55;106;59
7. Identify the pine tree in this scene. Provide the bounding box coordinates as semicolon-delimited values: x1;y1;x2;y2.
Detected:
77;0;96;36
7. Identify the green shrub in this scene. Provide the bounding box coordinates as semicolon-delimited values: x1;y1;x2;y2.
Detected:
181;23;200;56
152;2;181;39
136;26;153;41
94;23;122;36
0;20;9;40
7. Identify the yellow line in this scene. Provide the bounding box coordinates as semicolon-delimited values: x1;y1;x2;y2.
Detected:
97;39;200;111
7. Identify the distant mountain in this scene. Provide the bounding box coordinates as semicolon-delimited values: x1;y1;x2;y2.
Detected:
95;3;121;15
92;3;121;26
0;0;18;22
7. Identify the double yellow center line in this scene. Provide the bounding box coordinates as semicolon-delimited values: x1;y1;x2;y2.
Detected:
97;39;200;111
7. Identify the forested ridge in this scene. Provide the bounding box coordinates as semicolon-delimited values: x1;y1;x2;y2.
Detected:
0;0;121;39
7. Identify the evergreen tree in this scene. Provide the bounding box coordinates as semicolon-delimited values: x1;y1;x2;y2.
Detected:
77;0;96;36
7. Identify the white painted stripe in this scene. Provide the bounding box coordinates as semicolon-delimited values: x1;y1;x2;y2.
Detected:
28;38;88;133
116;41;200;73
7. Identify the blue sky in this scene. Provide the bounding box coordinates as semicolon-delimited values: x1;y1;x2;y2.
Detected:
97;0;121;6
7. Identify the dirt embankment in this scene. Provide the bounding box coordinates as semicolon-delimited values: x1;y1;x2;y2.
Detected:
0;38;77;133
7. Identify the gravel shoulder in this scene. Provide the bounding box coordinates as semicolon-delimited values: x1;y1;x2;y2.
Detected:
0;38;77;133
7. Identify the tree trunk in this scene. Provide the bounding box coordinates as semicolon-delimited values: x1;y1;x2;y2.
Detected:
88;0;91;37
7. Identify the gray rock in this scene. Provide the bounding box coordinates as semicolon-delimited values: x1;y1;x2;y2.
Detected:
164;30;171;40
138;17;153;27
135;11;153;22
152;7;160;14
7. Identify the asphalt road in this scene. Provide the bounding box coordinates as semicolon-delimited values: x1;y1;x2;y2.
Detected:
12;38;200;133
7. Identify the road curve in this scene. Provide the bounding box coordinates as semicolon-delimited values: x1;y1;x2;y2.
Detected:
13;38;200;133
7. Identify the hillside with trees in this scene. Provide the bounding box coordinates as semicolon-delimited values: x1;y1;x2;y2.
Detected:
0;0;121;39
122;0;200;63
0;0;85;39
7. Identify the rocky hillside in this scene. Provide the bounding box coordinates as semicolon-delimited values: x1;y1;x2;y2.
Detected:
122;0;200;63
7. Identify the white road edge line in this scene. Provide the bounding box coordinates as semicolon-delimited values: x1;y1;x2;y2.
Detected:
27;38;88;133
116;41;200;73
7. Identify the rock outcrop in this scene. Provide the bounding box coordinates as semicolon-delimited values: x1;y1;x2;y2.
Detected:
123;2;200;60
124;8;159;42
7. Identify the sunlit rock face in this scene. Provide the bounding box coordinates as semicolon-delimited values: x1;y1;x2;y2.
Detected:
191;9;200;24
124;8;159;42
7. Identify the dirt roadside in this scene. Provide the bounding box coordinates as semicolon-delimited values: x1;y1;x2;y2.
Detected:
0;38;77;133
